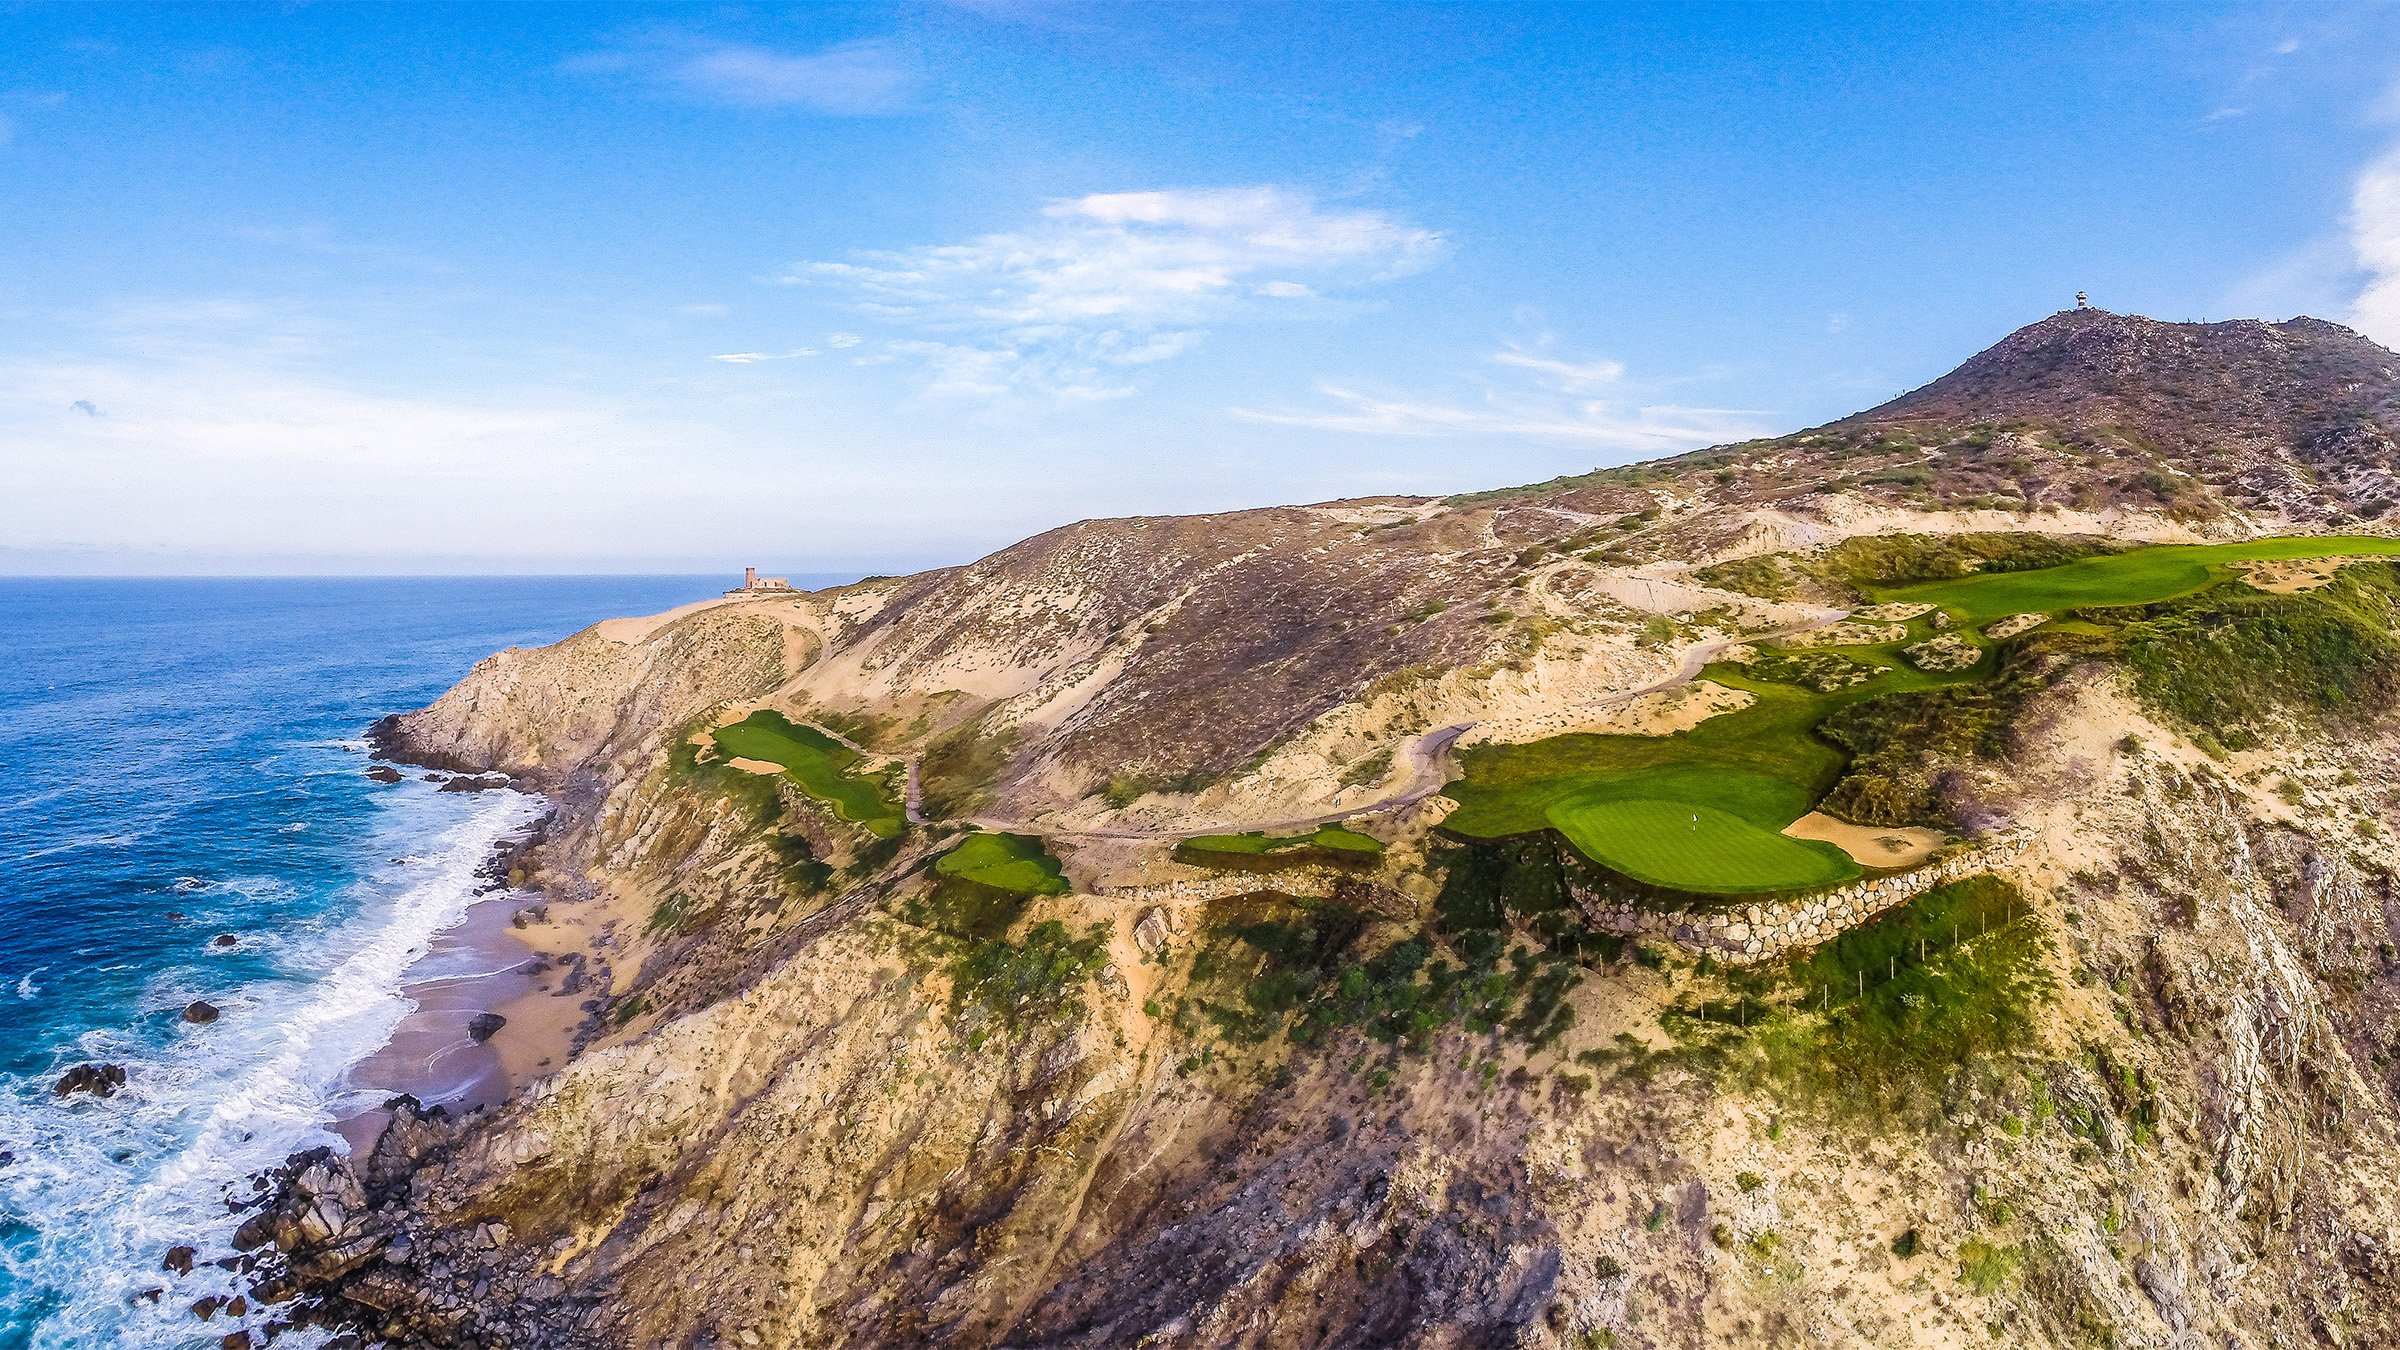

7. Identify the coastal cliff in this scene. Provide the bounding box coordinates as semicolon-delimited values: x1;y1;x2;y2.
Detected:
217;311;2400;1349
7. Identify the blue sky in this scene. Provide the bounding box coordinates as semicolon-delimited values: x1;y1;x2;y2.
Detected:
5;2;2400;575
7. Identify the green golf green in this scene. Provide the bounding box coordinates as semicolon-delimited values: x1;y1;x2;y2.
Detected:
1544;796;1860;894
710;711;906;838
1876;535;2400;623
935;832;1070;895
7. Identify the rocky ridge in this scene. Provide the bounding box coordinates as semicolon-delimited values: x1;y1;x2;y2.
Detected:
199;311;2400;1349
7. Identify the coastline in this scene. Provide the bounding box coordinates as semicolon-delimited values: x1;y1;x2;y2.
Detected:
335;774;598;1155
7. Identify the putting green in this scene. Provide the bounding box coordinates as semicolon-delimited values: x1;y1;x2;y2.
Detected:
935;832;1069;895
1877;535;2400;623
710;711;906;838
1545;796;1860;894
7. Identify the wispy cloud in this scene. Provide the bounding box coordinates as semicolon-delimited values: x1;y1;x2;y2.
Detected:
564;35;915;114
794;186;1441;400
2351;109;2400;346
1233;340;1776;453
709;349;817;363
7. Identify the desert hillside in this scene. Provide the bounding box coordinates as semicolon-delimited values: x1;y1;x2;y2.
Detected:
209;310;2400;1350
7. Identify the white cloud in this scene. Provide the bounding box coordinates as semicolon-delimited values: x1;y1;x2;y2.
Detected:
795;186;1440;400
1232;340;1776;454
2351;131;2400;346
1233;385;1772;452
709;350;816;363
566;36;914;114
826;332;861;347
1490;344;1626;392
2276;38;2302;54
1826;312;1853;333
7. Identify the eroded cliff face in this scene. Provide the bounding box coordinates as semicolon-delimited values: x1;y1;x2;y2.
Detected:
255;641;2400;1350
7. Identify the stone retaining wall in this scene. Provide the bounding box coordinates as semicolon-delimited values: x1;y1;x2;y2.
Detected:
1574;834;2035;965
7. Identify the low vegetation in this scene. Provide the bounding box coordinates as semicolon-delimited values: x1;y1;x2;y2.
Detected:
709;711;906;838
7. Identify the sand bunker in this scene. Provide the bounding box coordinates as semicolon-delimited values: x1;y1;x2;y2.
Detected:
2236;555;2385;594
725;757;787;775
1851;602;1936;621
1781;811;1948;867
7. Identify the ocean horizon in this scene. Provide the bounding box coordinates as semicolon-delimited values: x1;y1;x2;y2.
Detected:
0;575;850;1348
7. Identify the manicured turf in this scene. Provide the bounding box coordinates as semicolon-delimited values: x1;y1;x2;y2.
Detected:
1545;797;1859;893
935;832;1070;895
1183;824;1386;854
1448;533;2400;895
710;711;906;838
1874;535;2400;623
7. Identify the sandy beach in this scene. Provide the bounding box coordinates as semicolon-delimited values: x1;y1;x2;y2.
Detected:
334;883;595;1154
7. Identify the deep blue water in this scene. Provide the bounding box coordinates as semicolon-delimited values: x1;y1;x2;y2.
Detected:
0;576;847;1349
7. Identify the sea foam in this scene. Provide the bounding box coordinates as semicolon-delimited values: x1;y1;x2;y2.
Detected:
0;783;544;1348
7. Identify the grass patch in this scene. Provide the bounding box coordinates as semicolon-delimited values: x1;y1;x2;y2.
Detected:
1872;534;2400;624
709;711;905;838
1956;1238;2021;1296
1545;797;1858;894
933;832;1069;896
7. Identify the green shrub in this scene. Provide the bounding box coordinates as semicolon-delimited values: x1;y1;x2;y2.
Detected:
1957;1238;2020;1296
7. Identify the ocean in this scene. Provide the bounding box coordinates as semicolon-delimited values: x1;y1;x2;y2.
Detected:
0;575;845;1349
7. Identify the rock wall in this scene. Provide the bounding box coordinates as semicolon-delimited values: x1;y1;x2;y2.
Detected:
1574;835;2036;963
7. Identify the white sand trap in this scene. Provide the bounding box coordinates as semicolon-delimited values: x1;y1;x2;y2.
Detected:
725;757;787;775
1781;811;1948;867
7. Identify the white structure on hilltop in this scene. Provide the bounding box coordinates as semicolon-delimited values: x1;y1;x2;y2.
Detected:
723;566;798;599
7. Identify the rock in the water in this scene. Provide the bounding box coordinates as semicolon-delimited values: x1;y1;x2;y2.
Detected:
212;934;238;949
162;1244;196;1275
56;1063;127;1098
183;1001;220;1024
364;765;403;784
438;773;511;794
466;1012;506;1043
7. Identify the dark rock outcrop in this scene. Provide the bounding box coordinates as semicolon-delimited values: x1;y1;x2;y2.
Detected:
465;1012;506;1044
183;1001;220;1024
54;1063;126;1098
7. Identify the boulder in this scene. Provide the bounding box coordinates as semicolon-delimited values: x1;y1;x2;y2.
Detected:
364;765;403;784
56;1063;127;1098
162;1245;197;1275
212;935;239;949
183;1001;220;1024
466;1012;507;1044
